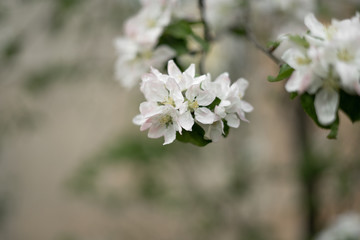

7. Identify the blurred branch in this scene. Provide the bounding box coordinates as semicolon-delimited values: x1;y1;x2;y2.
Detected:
198;0;212;74
241;0;282;66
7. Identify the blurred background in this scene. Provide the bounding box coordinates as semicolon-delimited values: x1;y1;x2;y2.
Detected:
0;0;360;240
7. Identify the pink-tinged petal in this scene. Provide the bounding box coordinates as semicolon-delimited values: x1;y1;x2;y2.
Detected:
225;113;240;128
195;108;216;124
167;60;182;79
179;111;194;131
314;88;339;126
163;125;177;145
140;119;152;131
304;13;326;40
148;122;166;138
241;100;254;112
184;64;195;78
139;102;163;118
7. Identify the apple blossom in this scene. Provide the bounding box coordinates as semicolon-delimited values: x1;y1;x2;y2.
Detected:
133;60;253;145
278;12;360;126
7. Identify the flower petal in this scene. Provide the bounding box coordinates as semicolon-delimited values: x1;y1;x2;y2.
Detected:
184;63;195;78
314;88;339;125
167;60;182;79
304;13;326;40
148;122;166;138
225;113;240;128
195;107;216;124
163;125;176;145
179;111;194;131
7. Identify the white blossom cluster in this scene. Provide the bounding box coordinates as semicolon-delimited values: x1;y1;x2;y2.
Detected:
133;60;253;145
114;0;175;88
316;213;360;240
280;13;360;125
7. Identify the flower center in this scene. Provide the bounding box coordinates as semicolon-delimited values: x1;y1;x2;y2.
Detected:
138;50;153;60
337;49;354;62
325;25;337;40
161;97;175;107
296;57;312;65
146;19;157;28
188;100;199;111
159;114;173;127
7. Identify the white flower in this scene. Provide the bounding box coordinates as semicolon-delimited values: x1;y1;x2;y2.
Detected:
167;60;206;91
140;71;184;110
134;104;182;145
134;60;253;144
184;78;217;126
202;73;253;141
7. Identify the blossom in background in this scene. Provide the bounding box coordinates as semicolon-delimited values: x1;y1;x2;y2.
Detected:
133;60;253;145
279;12;360;125
253;0;315;20
114;0;175;88
316;213;360;240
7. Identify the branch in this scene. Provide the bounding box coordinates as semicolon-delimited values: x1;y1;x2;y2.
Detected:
245;26;282;66
198;0;212;74
241;0;282;66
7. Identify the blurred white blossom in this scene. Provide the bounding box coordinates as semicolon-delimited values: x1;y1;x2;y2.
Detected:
114;0;175;88
316;213;360;240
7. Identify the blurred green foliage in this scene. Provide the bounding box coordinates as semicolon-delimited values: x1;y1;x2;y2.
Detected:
1;36;23;64
24;64;80;93
50;0;84;31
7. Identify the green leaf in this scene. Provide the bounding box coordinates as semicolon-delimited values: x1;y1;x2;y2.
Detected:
163;20;193;39
207;97;221;111
176;123;211;146
300;93;339;138
288;35;310;48
222;120;230;138
290;92;298;99
266;41;280;50
339;90;360;122
157;35;188;55
268;64;294;82
230;26;247;36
